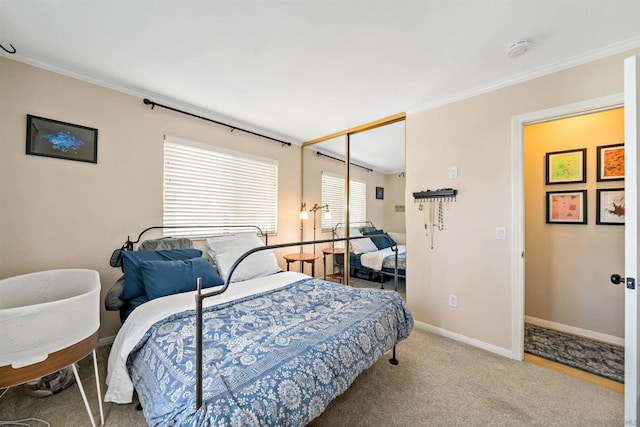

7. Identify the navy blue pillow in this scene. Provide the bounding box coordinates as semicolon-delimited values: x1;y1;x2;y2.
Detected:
363;229;396;250
120;248;202;300
120;294;150;323
139;257;224;300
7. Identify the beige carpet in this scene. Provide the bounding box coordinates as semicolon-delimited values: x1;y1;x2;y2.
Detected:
0;329;622;426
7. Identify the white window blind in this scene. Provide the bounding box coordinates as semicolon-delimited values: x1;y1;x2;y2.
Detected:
163;136;278;237
321;171;366;230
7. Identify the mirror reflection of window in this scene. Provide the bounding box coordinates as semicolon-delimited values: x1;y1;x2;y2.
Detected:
321;172;366;230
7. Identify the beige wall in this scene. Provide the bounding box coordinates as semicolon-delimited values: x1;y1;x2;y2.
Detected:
406;49;639;351
524;108;625;338
0;57;302;340
3;47;638;353
383;173;406;233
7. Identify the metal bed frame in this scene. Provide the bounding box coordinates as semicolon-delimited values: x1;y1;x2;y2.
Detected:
117;226;401;412
121;224;268;251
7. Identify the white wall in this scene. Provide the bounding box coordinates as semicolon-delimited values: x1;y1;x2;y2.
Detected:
406;49;639;352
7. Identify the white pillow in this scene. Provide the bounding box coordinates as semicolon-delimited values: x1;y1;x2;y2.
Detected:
206;233;281;282
351;236;379;254
334;228;362;249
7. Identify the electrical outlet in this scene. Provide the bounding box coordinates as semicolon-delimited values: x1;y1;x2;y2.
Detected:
448;294;458;308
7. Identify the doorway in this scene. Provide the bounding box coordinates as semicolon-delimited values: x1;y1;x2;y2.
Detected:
512;94;624;359
521;107;625;389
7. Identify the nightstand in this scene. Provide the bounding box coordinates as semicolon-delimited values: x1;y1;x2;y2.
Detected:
283;252;320;276
322;247;344;282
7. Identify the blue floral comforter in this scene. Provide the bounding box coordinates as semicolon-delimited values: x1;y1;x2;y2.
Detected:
127;277;413;426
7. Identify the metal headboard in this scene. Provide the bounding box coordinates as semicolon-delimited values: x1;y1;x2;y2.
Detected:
331;221;376;236
122;225;268;251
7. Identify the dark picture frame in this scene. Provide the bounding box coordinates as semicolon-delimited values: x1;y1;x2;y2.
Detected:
26;115;98;163
596;188;625;225
596;143;624;182
376;187;384;200
546;190;587;224
545;148;586;185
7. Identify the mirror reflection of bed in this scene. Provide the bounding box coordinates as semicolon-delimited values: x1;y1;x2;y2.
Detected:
332;221;406;295
301;119;406;298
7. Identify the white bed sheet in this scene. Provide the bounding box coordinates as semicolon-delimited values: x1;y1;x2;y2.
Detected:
360;245;406;271
104;271;309;404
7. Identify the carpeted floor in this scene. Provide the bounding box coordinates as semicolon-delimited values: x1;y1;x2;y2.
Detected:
524;323;625;383
0;328;623;426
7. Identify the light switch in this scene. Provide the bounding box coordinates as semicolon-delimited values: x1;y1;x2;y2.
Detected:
496;226;506;240
448;166;458;179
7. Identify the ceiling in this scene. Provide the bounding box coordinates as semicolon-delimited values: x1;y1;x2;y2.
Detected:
1;1;639;174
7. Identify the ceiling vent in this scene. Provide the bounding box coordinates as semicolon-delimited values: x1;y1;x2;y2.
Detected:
506;39;532;58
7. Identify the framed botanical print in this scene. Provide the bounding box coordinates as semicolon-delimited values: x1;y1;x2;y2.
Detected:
596;188;625;225
545;148;586;185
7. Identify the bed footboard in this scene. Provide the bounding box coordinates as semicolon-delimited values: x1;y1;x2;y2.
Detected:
195;235;404;410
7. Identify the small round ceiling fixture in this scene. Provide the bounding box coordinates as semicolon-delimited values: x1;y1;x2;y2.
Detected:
506;39;532;58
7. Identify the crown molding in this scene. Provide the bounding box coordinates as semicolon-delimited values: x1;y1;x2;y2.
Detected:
407;36;640;115
0;53;299;145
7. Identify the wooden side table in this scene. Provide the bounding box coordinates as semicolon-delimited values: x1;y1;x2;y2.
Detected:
322;247;345;282
283;253;320;277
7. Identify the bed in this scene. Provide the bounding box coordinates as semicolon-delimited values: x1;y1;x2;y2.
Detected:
333;222;406;287
104;227;413;426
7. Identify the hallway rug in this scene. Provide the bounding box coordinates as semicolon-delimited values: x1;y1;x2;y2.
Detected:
524;323;624;383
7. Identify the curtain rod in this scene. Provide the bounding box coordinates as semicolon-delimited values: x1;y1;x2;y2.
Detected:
143;98;292;147
316;151;373;172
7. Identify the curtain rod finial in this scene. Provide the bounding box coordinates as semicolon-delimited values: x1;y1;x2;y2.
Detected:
0;43;16;54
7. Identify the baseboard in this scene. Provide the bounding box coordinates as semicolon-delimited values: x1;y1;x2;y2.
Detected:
525;316;624;347
413;320;514;359
98;335;115;347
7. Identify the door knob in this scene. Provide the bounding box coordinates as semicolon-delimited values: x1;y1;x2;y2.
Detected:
611;273;625;285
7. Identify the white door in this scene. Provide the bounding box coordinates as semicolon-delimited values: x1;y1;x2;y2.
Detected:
624;54;640;424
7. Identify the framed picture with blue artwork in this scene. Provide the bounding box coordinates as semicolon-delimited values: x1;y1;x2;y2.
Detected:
26;115;98;163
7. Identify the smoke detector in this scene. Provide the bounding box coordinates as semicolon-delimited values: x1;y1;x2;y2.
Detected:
506;39;532;58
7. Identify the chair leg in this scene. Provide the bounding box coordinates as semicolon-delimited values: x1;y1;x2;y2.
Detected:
71;362;97;427
92;350;105;426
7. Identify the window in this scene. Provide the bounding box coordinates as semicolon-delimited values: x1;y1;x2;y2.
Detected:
321;171;366;230
163;135;278;237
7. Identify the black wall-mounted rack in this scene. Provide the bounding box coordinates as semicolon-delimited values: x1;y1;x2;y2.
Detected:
412;188;457;200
